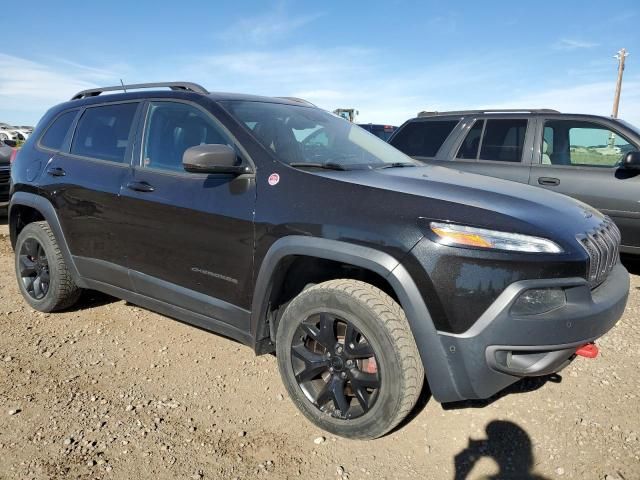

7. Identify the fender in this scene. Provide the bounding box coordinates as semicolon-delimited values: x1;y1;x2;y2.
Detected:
250;235;463;402
9;191;87;288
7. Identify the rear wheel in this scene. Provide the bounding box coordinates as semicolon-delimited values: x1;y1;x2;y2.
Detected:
276;279;424;439
15;221;81;312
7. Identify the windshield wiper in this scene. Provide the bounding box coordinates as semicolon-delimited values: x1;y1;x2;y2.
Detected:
375;162;418;169
288;162;349;171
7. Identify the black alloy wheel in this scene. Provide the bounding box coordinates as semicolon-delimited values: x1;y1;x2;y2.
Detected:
291;312;381;420
19;237;50;300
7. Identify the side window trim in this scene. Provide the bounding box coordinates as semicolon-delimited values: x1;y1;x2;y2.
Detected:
535;117;638;168
136;98;255;175
67;100;142;166
453;117;484;161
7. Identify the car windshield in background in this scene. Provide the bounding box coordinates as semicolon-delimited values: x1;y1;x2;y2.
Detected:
221;101;419;170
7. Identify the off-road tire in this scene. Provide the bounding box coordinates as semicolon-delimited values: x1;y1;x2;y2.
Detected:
15;221;81;312
276;279;424;439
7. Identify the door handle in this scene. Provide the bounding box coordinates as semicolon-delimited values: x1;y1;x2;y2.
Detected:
46;167;66;177
538;177;560;186
126;181;155;192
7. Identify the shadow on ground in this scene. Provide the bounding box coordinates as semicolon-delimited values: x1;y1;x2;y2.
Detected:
443;374;562;411
68;289;119;311
453;420;551;480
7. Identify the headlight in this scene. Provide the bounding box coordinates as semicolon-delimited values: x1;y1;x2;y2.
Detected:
430;222;563;253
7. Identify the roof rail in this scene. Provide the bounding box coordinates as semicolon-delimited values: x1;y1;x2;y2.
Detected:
417;108;560;117
276;96;317;107
71;82;209;100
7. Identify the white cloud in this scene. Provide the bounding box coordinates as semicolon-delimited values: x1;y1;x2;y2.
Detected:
217;5;323;45
0;53;130;124
554;38;599;50
486;80;640;126
1;47;638;130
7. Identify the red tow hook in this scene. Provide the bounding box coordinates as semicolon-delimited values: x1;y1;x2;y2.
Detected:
576;343;599;359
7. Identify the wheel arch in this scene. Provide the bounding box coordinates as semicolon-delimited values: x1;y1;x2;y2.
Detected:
9;192;85;287
250;235;463;402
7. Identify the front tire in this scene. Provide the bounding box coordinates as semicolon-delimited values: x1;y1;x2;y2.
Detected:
276;279;424;439
15;221;82;312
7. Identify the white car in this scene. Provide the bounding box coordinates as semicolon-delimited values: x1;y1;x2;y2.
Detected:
0;125;27;141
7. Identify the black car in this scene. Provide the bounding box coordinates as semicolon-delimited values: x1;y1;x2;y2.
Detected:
9;84;629;439
0;141;16;213
389;109;640;254
357;123;396;141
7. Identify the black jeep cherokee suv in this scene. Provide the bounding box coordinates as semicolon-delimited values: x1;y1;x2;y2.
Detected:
9;83;629;439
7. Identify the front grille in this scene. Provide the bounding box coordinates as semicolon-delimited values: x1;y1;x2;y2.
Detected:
577;218;621;287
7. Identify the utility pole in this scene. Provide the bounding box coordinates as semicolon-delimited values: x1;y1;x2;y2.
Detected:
612;48;629;118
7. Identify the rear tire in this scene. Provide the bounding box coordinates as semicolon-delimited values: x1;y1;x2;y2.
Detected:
276;279;424;439
15;221;81;312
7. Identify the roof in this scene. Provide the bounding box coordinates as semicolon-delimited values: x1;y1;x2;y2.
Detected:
68;81;313;108
416;109;560;118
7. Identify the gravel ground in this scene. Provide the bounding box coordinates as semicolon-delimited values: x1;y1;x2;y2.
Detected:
0;218;639;480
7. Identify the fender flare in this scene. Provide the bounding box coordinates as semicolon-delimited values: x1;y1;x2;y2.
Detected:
250;236;462;402
9;191;86;287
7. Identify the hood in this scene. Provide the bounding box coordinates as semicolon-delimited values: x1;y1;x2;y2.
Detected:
317;165;603;246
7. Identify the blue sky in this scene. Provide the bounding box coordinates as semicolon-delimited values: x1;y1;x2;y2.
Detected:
1;0;639;126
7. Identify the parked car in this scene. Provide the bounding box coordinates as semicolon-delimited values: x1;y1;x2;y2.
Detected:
0;141;15;213
0;125;20;142
358;123;396;141
390;109;640;253
9;84;629;439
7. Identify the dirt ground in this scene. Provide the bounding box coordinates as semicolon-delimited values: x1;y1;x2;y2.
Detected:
0;218;638;480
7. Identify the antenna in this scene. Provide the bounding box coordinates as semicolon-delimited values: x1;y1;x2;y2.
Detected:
120;79;127;93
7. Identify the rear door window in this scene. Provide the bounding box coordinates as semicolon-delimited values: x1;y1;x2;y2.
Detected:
390;120;459;157
40;110;78;151
479;119;527;162
71;103;138;163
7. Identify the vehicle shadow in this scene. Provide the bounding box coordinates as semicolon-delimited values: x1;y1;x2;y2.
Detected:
453;420;551;479
392;373;559;436
443;374;562;411
67;290;119;311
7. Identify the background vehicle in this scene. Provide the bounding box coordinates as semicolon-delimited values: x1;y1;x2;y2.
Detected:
9;84;628;439
390;109;640;253
0;141;15;213
0;125;20;142
358;123;396;141
333;108;358;122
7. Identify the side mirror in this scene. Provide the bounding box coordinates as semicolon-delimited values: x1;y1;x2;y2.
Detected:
621;151;640;170
182;144;250;175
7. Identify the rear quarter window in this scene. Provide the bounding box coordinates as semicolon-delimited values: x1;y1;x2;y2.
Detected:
39;110;78;151
390;120;459;157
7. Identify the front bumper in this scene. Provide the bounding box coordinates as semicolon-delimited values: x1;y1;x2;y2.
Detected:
435;263;629;401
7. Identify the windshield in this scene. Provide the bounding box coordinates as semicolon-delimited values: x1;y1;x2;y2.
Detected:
221;101;418;169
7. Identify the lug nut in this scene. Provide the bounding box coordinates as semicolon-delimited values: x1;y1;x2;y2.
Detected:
329;367;334;373
340;372;346;378
349;343;355;349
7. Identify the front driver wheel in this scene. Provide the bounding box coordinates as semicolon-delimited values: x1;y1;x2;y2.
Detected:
276;279;424;439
